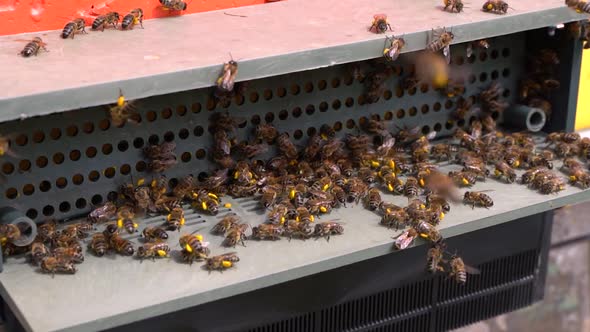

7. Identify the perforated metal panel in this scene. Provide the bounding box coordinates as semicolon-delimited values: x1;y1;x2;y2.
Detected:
0;33;523;223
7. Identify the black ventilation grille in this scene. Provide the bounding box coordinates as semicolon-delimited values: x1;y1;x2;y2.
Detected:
367;313;431;332
435;282;535;331
246;312;316;332
437;249;538;302
319;279;432;332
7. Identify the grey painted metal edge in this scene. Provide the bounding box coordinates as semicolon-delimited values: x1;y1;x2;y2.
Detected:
0;3;585;124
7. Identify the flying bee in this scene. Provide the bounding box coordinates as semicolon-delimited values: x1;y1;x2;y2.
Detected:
165;206;185;231
314;221;344;241
427;27;454;64
52;246;84;264
224;224;249;247
466;39;490;58
482;0;510;14
393;228;418;250
141;226;169;241
61;18;87;39
88;201;117;224
443;0;464;13
404;177;420;197
0;224;21;243
251;224;283;240
464;191;494;208
19;37;48;57
121;8;144;30
216;55;239;93
494;161;516;183
212;214;241;235
369;14;392;33
88;233;109;257
137;242;170;261
449;255;480;284
40;256;76;276
91;12;120;31
160;0;188;10
383;35;405;61
109;234;135;256
427;243;446;273
30;242;50;265
205;252;239;272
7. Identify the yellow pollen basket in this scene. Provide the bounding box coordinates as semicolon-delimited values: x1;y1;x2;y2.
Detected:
322;184;330;191
419;233;429;239
289;189;296;199
224;203;232;208
201;201;208;210
137;178;145;186
570;175;577;181
310;215;315;222
383;48;390;56
440;212;445;220
296;216;300;222
233;172;239;179
157;250;167;257
208;193;219;200
389;160;395;169
151;179;157;187
0;237;7;246
0;147;4;156
180;218;185;225
184;244;193;253
370;160;380;168
117;219;123;228
419;178;425;187
222;260;232;268
195;234;203;242
117;94;125;107
487;3;494;9
166;214;172;221
280;216;286;225
513;160;520;168
319;206;328;213
462;178;469;185
387;183;394;192
494;169;502;177
133;223;138;228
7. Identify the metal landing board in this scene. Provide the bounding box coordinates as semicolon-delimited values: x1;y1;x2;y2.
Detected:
0;0;585;123
0;158;588;332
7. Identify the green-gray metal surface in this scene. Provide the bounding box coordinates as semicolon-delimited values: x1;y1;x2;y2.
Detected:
0;35;522;222
0;0;585;123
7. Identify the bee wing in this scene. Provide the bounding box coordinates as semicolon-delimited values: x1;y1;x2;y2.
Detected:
443;45;451;64
217;69;233;91
389;45;401;61
465;264;481;275
425;131;437;140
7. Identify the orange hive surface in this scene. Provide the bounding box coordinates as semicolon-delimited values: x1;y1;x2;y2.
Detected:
0;0;267;36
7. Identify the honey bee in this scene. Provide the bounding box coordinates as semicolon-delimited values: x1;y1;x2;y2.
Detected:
346;177;369;203
88;201;117;224
463;191;494;208
575;1;590;13
448;255;480;284
482;0;509;14
314;221;344;241
365;188;382;211
216;55;239;93
91;12;120;31
172;175;195;199
427;243;446;273
404;177;420;197
414;220;443;243
137;242;170;261
431;143;458;161
61;18;87;39
109;89;139;127
393;228;418;250
466;39;490;58
494;161;516;183
30;242;50;265
255;124;279;144
194;192;220;215
364;69;392;104
260;186;280;209
540;177;566;194
40;256;76;276
204;252;239;272
53;246;84;264
0;135;16;158
117;205;138;234
383;35;405;61
568;168;590;189
212;214;241;235
284;220;313;240
224;224;249;247
427;27;454;64
141;226;169;241
443;0;464;13
381;208;410;229
370;14;392;33
121;8;144;30
165;206;185;231
276;133;299;159
426;193;451;213
109;234;135;256
160;0;188;10
103;223;119;239
19;37;48;57
0;224;21;243
251;224;284;240
555;142;580;158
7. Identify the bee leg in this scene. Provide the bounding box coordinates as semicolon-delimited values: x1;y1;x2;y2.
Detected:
139;19;144;29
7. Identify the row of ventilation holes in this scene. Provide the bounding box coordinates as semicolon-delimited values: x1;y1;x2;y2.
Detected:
3;105;502;204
